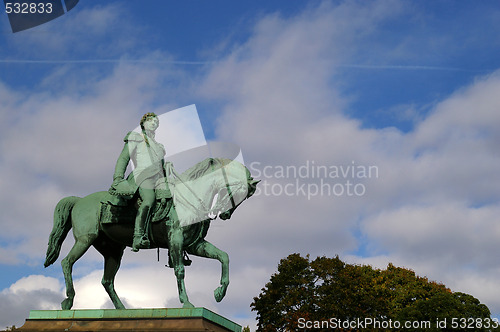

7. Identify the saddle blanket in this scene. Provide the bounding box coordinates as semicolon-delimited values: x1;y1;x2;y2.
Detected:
99;202;135;224
99;200;172;224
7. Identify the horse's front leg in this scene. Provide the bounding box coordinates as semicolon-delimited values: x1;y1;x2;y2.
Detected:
169;226;194;308
187;240;229;302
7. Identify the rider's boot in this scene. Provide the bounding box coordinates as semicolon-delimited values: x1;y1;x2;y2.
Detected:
132;206;151;252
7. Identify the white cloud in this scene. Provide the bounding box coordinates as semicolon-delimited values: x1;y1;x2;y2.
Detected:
0;262;269;330
198;0;500;321
2;0;500;330
362;203;500;267
8;275;61;294
0;275;62;328
0;57;193;267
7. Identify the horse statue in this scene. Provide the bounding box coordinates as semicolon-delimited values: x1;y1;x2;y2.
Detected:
43;157;259;310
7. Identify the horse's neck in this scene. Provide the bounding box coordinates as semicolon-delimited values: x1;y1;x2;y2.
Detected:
176;163;245;204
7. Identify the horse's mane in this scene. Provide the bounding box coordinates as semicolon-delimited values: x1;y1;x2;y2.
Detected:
179;158;237;182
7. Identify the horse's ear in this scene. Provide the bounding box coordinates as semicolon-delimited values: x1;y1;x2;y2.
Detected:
248;179;260;187
247;179;260;197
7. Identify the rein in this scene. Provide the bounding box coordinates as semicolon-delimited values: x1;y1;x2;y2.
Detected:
170;168;210;213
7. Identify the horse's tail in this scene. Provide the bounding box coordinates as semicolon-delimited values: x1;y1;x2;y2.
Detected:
44;196;80;268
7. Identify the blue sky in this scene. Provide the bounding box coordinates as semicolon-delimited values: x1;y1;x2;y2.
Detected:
1;0;500;329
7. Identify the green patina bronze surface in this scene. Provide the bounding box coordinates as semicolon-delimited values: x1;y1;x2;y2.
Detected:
27;308;242;332
43;113;259;311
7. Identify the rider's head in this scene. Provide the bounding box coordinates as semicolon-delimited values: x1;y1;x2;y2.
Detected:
140;112;158;130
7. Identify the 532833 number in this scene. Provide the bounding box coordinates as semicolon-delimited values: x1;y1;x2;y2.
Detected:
5;2;53;14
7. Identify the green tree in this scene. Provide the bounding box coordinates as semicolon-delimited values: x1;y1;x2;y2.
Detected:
251;254;492;331
250;254;316;331
310;256;389;322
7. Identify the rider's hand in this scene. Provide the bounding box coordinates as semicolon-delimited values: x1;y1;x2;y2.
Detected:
164;161;174;177
112;177;122;186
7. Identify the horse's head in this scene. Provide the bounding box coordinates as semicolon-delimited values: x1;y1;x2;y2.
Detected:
213;166;260;220
171;158;259;226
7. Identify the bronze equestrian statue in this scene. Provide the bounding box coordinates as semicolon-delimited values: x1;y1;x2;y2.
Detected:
43;113;259;310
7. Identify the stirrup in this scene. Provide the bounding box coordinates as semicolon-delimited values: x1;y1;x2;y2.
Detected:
132;234;150;252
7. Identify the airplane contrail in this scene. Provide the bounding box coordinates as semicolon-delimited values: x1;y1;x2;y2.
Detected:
0;59;214;65
337;64;488;72
0;59;490;72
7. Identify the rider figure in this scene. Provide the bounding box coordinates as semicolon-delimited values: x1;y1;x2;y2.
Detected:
109;112;172;252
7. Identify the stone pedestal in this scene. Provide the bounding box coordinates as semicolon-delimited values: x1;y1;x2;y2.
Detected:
18;308;242;332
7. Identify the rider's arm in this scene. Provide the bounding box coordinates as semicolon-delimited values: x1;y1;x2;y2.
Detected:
113;143;131;183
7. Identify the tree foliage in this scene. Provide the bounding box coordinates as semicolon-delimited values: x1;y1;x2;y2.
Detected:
251;254;492;331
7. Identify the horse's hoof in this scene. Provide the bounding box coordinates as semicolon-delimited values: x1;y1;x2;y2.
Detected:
132;236;150;252
61;298;73;310
214;286;227;302
182;302;195;308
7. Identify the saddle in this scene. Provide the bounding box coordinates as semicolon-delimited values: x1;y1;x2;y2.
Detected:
99;196;191;267
99;196;172;225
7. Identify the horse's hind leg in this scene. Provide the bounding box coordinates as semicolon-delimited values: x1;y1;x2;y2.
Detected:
93;237;126;309
61;238;94;310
